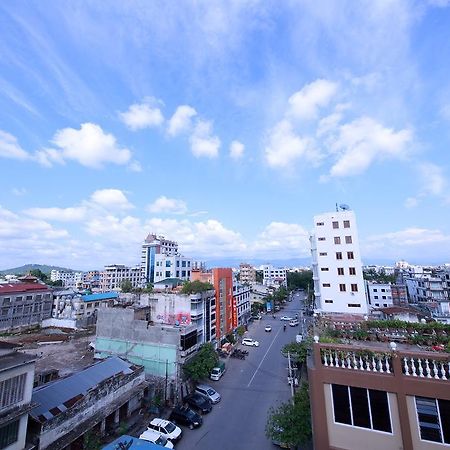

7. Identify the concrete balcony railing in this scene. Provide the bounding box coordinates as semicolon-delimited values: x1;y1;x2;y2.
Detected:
320;346;393;374
317;343;450;381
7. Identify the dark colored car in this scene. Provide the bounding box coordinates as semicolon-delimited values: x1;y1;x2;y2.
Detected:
169;405;203;430
184;393;212;414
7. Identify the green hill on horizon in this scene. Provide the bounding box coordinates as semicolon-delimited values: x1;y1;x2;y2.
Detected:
0;263;82;275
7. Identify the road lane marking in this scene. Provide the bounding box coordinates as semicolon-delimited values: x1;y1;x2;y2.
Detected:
247;325;282;388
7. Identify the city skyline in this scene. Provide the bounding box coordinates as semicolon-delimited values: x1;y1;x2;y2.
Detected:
1;2;450;270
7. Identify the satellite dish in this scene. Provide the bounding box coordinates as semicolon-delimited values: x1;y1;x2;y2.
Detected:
339;204;350;211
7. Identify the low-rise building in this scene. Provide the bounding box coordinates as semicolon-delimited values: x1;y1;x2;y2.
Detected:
308;338;450;450
44;290;118;329
143;290;217;346
0;341;36;450
0;282;53;332
28;357;147;450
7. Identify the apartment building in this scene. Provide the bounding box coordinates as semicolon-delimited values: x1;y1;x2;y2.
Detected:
0;282;53;332
233;282;251;326
365;281;393;309
308;339;450;450
100;265;141;291
0;342;36;450
141;234;179;284
239;263;256;284
262;265;287;288
191;268;235;341
50;270;83;289
153;254;192;284
310;209;368;315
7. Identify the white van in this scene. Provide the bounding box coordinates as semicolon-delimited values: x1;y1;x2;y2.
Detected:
289;319;299;327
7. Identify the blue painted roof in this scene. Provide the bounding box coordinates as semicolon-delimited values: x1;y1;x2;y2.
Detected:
81;292;119;302
102;435;161;449
31;357;134;421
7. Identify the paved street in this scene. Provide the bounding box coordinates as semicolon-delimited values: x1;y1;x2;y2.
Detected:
175;295;305;450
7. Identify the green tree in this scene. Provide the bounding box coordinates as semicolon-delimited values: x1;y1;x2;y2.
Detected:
236;325;246;337
266;383;312;449
282;341;309;364
29;269;48;282
255;270;263;283
287;271;313;291
121;279;133;293
183;343;219;381
181;280;214;294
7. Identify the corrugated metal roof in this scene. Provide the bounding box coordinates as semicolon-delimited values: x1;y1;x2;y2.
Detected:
31;357;134;421
81;292;119;302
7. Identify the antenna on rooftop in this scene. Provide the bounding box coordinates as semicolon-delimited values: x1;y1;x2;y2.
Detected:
339;203;350;211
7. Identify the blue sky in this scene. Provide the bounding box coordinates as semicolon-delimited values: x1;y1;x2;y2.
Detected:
1;0;450;270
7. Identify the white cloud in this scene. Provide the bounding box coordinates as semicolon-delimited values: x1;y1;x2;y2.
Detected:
251;222;310;258
0;130;30;160
128;160;143;172
167;105;197;136
36;123;132;169
90;189;133;210
12;188;27;196
288;79;338;120
24;206;87;222
264;120;319;169
417;162;446;196
361;227;450;263
0;206;68;240
119;100;164;130
327;117;412;177
147;196;187;215
405;197;419;208
189;120;220;158
229;140;244;160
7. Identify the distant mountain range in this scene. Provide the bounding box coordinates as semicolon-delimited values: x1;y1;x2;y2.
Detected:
0;264;79;275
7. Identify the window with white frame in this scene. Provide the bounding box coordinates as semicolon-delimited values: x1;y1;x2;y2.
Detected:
331;384;392;433
415;396;450;444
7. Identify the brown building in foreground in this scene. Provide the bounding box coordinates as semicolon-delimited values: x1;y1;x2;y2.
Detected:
308;341;450;450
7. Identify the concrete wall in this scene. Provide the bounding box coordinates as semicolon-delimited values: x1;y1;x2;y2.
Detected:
95;308;179;378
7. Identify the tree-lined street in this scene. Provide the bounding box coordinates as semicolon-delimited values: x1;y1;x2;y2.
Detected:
176;296;306;449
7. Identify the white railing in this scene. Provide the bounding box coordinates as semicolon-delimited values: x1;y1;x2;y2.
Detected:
402;356;449;380
321;349;392;374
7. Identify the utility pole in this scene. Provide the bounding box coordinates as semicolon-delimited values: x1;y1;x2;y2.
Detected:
287;351;294;401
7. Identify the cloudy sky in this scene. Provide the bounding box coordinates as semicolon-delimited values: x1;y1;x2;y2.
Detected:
1;1;450;270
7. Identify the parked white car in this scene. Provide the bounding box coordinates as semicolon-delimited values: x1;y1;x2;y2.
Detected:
139;429;174;448
242;338;260;347
147;418;182;442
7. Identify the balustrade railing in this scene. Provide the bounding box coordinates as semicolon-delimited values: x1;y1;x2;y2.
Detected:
318;344;450;381
402;355;449;380
320;347;392;374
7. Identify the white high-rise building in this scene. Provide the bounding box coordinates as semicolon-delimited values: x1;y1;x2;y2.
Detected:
310;209;368;314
